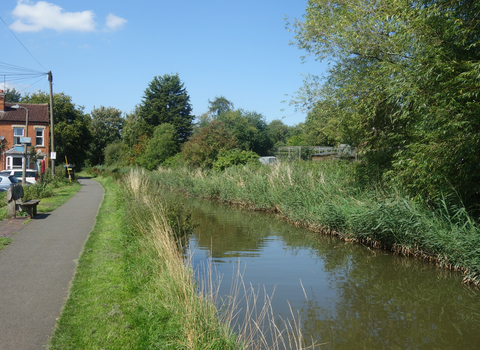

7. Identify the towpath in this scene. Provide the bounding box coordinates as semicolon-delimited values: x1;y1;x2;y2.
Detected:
0;178;104;350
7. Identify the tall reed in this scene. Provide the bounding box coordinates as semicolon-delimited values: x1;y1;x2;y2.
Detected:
122;169;317;349
151;162;480;286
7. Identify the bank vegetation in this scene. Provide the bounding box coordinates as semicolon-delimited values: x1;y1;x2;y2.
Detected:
149;161;480;287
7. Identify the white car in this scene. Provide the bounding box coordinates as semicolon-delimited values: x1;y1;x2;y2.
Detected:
0;170;39;184
259;156;278;165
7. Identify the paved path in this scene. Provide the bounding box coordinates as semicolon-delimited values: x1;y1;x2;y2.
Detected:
0;178;104;350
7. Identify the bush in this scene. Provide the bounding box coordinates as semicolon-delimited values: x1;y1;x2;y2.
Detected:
213;149;259;171
23;182;54;200
104;142;129;167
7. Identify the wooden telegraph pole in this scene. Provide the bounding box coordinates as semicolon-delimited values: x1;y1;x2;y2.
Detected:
48;71;55;176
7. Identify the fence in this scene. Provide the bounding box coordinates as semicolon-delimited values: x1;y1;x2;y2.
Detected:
273;145;357;161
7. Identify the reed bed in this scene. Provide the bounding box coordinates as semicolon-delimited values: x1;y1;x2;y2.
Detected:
151;162;480;287
122;169;317;349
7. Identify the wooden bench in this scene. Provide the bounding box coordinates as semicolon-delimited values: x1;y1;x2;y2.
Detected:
6;184;41;218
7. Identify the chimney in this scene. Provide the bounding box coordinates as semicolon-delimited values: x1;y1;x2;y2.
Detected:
0;90;4;112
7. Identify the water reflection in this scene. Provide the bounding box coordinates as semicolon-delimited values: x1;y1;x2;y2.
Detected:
184;196;480;349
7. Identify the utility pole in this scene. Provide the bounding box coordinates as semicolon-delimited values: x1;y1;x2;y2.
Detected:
48;71;55;176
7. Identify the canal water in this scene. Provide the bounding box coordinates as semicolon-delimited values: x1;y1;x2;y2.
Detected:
184;196;480;349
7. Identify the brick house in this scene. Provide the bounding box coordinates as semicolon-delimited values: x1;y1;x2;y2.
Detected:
0;90;49;172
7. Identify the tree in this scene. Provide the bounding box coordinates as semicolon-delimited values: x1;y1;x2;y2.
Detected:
139;74;194;143
208;95;234;117
181;121;238;168
88;106;124;165
266;119;292;147
5;88;21;102
289;0;480;208
217;109;272;155
21;91;92;166
138;123;180;170
122;105;152;148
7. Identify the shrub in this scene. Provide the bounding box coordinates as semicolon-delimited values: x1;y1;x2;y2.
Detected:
213;149;259;171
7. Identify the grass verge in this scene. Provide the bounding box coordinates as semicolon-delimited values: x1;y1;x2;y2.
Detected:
49;174;242;349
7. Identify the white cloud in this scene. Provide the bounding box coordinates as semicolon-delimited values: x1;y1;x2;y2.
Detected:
10;0;96;32
105;13;126;31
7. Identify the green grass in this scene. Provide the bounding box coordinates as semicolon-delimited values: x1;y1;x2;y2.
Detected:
36;183;81;213
0;237;13;251
49;176;141;349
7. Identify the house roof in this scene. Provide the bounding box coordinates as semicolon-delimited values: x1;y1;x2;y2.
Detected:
0;103;49;123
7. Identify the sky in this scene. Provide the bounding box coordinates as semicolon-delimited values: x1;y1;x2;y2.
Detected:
0;0;329;126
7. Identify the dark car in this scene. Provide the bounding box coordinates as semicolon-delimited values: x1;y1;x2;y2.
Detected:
0;174;20;192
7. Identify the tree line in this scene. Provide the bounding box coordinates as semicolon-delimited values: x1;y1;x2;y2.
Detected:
4;73;313;172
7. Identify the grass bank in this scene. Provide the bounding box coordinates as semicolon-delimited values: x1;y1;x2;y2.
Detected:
149;162;480;286
49;174;240;349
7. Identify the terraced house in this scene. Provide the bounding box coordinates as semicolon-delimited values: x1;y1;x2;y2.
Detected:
0;89;49;172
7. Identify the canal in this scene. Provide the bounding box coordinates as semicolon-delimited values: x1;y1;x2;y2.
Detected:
184;196;480;349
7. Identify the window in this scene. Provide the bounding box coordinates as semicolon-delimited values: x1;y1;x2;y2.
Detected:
35;129;44;146
14;128;24;145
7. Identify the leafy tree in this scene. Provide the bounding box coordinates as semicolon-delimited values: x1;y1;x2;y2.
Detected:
21;91;92;166
181;121;238;168
139;74;194;143
289;0;480;208
88;106;123;165
5;88;21;102
217;109;272;155
104;142;129;166
208;95;234;117
266;119;292;147
122;106;152;148
138;123;180;170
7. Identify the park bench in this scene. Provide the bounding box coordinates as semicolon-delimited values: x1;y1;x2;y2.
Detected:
6;184;41;218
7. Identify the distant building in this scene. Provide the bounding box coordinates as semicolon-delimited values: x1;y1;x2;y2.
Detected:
0;90;49;171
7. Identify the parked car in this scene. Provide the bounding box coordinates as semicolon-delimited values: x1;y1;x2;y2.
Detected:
0;170;39;184
259;156;278;165
0;174;20;192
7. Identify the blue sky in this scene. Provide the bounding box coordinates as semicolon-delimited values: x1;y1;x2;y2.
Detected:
1;0;328;126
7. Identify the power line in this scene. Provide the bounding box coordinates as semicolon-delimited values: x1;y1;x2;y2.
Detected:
0;16;47;72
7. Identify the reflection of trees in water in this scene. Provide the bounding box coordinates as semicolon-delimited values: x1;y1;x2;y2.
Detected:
297;243;480;349
187;197;319;259
182;194;480;349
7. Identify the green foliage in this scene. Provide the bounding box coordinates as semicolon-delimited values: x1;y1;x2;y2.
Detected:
208;95;234;117
122;106;152;148
139;74;194;143
288;0;480;210
21;91;92;166
104;142;129;167
137;123;180;170
22;182;54;200
41;166;78;188
266;119;291;148
213;149;259;171
181;121;238;168
217;109;272;155
163;153;185;168
88;106;123;165
5;87;21;102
